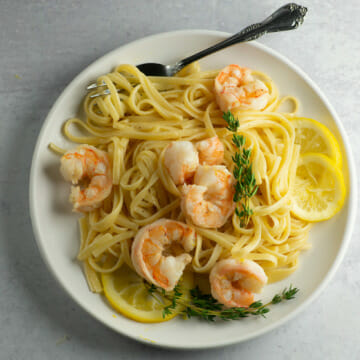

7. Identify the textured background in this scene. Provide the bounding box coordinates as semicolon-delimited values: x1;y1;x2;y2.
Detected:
0;0;359;359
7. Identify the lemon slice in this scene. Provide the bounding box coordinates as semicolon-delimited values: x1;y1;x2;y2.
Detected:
292;117;342;167
102;265;194;323
291;153;346;222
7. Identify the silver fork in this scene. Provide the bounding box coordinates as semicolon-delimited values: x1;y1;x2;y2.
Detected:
88;3;307;98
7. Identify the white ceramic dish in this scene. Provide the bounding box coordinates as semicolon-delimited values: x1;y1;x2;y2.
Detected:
29;30;356;349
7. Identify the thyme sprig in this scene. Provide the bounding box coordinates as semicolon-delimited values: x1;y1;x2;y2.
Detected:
146;283;183;318
146;282;299;321
223;111;258;227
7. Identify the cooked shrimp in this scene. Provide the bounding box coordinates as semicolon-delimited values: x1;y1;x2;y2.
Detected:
196;136;224;165
214;64;270;112
60;145;112;212
131;219;196;291
209;258;268;308
181;165;235;228
164;141;199;185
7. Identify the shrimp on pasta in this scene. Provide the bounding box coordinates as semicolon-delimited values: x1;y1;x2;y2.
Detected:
210;258;268;308
181;165;235;228
214;64;270;112
131;219;196;291
196;136;224;165
60;145;112;212
164;141;199;185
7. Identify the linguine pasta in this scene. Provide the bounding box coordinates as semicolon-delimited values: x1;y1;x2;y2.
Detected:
51;62;311;293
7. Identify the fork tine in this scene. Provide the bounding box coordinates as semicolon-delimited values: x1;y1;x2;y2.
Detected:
89;89;111;98
89;88;126;98
87;81;106;90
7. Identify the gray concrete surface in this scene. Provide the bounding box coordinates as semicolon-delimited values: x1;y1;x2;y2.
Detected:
0;1;359;359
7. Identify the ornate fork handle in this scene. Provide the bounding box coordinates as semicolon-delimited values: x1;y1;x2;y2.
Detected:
174;3;307;73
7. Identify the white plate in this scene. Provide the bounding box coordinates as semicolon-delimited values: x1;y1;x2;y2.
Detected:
29;30;357;349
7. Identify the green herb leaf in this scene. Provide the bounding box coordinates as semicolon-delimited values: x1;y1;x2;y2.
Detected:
282;284;299;300
249;301;263;309
223;111;258;228
223;111;239;132
271;294;282;304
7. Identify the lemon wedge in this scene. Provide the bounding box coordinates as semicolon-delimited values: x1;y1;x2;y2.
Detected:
102;265;194;323
292;117;342;167
291;153;346;222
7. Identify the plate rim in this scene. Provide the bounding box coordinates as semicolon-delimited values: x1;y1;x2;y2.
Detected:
29;29;357;349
